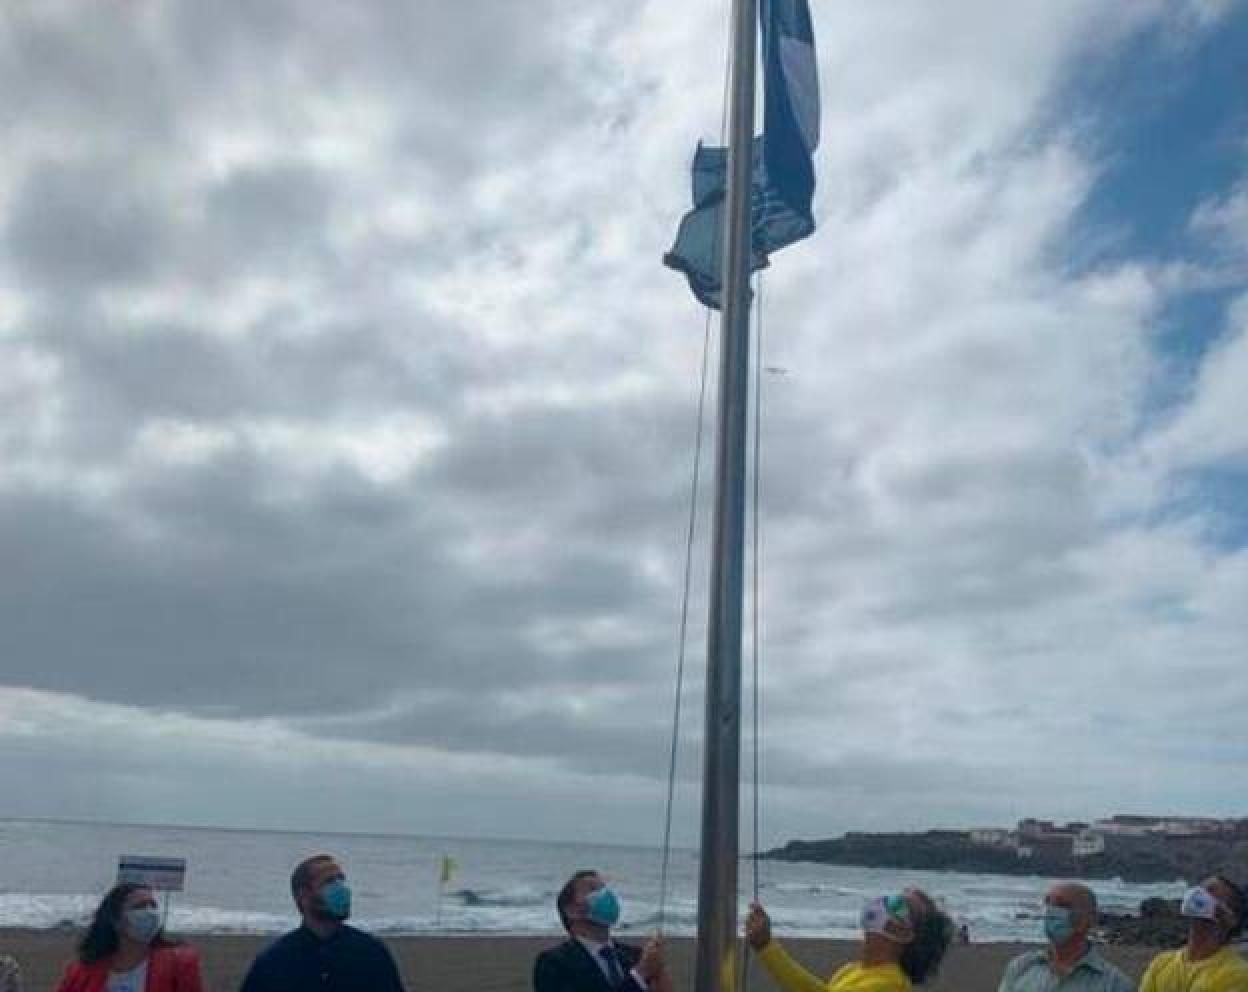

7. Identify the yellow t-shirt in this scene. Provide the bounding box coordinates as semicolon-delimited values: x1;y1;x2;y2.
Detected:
757;942;911;992
1139;946;1248;992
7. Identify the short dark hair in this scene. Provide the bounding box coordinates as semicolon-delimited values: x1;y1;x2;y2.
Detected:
556;870;599;931
290;854;338;902
78;884;176;964
898;889;954;985
1212;875;1246;939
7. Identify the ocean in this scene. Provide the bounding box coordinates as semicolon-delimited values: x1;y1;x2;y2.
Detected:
0;819;1185;942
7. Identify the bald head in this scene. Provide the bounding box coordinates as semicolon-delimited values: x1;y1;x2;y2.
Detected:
1052;883;1096;914
1046;883;1097;933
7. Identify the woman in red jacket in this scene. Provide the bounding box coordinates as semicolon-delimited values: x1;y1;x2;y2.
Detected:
55;883;205;992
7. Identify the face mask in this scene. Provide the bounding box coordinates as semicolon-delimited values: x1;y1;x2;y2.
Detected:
861;894;913;942
1180;886;1225;922
585;887;621;927
123;907;162;945
318;879;352;921
1043;906;1076;944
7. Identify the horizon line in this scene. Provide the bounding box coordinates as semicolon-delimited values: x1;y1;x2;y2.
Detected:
0;812;697;852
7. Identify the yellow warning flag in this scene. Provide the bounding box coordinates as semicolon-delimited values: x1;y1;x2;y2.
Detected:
439;855;457;885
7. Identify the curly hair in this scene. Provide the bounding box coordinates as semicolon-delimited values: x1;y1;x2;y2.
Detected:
78;884;176;964
898;889;954;985
1211;875;1246;940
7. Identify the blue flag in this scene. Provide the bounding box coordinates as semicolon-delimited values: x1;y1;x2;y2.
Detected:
664;0;819;309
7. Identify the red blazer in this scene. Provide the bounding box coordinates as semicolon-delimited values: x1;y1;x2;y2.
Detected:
55;945;205;992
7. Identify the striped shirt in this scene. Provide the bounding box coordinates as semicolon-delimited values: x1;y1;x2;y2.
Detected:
998;947;1135;992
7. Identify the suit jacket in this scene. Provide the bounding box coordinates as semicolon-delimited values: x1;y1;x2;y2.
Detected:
54;945;204;992
533;938;646;992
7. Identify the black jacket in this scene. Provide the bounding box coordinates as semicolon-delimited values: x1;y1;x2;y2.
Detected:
238;924;406;992
533;939;646;992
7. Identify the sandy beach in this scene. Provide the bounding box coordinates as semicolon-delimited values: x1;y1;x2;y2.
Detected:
1;930;1163;992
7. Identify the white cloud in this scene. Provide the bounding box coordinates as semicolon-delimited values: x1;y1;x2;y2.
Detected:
1148;294;1248;467
1191;180;1248;265
0;0;1245;843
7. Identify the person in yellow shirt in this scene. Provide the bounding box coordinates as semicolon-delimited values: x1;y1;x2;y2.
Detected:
1140;875;1248;992
745;888;954;992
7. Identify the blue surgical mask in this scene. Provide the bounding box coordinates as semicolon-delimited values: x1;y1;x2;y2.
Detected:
585;887;621;927
123;907;163;945
1043;906;1076;945
319;879;352;920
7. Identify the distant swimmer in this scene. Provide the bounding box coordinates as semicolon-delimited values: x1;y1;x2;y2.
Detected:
997;883;1132;992
1139;876;1248;992
533;869;670;992
54;883;204;992
238;853;406;992
746;889;954;992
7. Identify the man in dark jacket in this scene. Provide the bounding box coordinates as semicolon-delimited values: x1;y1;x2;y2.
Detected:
533;870;667;992
239;854;405;992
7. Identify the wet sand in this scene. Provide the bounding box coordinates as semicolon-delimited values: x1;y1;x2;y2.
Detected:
1;930;1160;992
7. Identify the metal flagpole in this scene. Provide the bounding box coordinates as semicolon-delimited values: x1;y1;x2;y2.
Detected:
694;0;757;991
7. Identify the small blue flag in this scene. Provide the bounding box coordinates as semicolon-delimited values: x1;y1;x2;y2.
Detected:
664;0;819;309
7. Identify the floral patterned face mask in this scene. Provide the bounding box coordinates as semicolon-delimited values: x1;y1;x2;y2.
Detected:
860;894;914;943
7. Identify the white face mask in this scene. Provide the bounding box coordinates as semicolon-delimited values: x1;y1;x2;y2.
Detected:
1180;886;1226;922
123;906;162;944
860;895;914;943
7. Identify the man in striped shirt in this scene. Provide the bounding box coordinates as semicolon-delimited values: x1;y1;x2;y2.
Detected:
997;883;1133;992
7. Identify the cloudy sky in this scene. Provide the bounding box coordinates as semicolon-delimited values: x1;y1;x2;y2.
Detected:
1;1;1246;847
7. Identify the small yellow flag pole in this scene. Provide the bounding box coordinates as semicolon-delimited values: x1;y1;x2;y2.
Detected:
436;855;456;927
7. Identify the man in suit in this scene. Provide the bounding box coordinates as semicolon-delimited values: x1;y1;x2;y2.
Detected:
533;870;669;992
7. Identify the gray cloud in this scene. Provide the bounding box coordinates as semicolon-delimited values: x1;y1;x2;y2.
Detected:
7;161;167;290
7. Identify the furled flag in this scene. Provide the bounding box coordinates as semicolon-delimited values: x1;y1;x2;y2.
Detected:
664;0;819;309
439;855;457;886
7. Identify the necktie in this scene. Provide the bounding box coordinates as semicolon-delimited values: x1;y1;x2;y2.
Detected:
600;946;625;987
